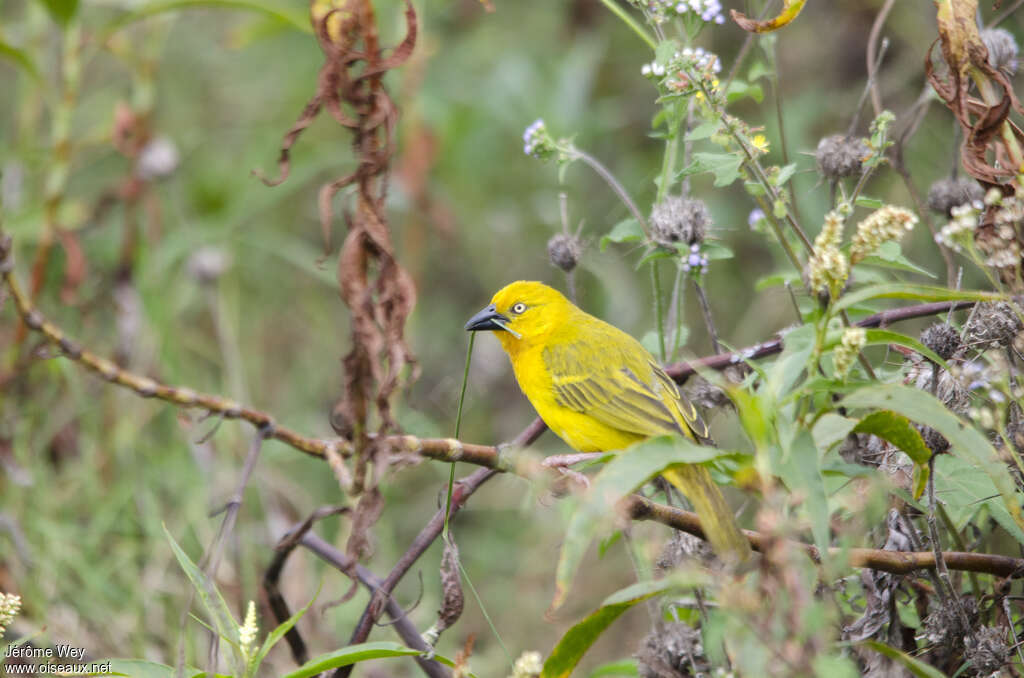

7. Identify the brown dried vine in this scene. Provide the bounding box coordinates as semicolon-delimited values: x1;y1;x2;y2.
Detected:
927;1;1024;189
257;0;420;559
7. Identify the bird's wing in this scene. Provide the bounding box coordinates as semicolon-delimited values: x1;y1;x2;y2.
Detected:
542;337;710;443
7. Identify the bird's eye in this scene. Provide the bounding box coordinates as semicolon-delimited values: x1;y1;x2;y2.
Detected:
511;302;527;315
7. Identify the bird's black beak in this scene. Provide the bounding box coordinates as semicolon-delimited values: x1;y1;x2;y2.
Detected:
465;304;510;332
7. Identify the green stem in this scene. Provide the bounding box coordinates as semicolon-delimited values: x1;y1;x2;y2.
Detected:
597;0;657;49
651;262;667;362
657;117;680;203
443;332;475;539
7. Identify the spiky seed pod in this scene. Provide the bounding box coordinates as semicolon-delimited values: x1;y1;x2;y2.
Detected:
649;196;711;248
920;322;963;360
636;622;709;678
927;177;984;217
982;27;1019;75
547;234;582;272
815;134;870;179
964;626;1009;675
919;425;950;455
965;301;1024;350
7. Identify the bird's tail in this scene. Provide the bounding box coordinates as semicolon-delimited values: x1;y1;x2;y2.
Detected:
662;464;751;564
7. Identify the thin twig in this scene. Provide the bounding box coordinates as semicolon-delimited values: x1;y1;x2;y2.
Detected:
692;278;722;355
988;0;1024;28
203;427;270;676
866;0;895;118
570;149;649;234
301;532;451;678
263;505;351;667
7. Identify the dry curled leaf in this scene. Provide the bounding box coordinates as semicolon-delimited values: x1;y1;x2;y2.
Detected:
731;0;806;33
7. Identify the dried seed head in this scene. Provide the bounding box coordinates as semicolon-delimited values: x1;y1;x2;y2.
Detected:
547;234;582;272
649;196;711;248
655;529;715;573
964;626;1009;675
919;425;950;455
436;538;464;633
920;322;963;360
927;177;984;217
965;301;1024;350
636;622;708;678
924;596;978;650
815;134;870;179
982;27;1019;75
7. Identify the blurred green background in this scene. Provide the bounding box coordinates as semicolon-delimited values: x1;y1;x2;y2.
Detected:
0;0;1018;675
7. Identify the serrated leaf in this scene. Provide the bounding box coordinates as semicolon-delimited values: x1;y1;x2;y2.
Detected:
833;283;1002;312
775;163;797;186
842;384;1024;531
551;436;724;612
542;576;707;678
600;218;645;251
679;152;744;187
685;120;720;141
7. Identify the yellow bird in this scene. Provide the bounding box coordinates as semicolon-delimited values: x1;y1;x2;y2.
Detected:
465;280;749;562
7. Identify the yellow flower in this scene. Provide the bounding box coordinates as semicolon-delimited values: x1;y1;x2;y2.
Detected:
751;134;770;154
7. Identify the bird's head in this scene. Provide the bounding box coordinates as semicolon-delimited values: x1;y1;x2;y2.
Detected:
465;281;572;350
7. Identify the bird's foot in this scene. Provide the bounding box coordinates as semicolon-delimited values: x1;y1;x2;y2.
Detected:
541;452;604;490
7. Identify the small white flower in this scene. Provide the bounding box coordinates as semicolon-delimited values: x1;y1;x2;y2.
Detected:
239;600;258;656
0;592;22;639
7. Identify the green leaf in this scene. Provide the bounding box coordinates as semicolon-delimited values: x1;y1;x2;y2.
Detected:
812;413;857;450
102;0;312;38
600;218;645;251
859;328;949;371
162;525;240;648
685;121;720;141
842;384;1024;531
551;436;724;612
281;642;422;678
853;411;930;466
654;39;680;65
0;41;42;83
775;163;797;187
542;577;706;678
725;80;764;103
932;455;1024;546
37;0;79;26
700;241;733;261
853;410;931;498
588;659;640;676
854;195;883;209
861;641;948;678
833;283;1002;312
250;587;319;670
858;241;937;278
678;152;744;187
778;428;830;551
753;272;800;291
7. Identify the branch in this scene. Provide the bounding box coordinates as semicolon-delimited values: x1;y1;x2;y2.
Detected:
621;495;1024;578
663;300;978;381
300;532;451;678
